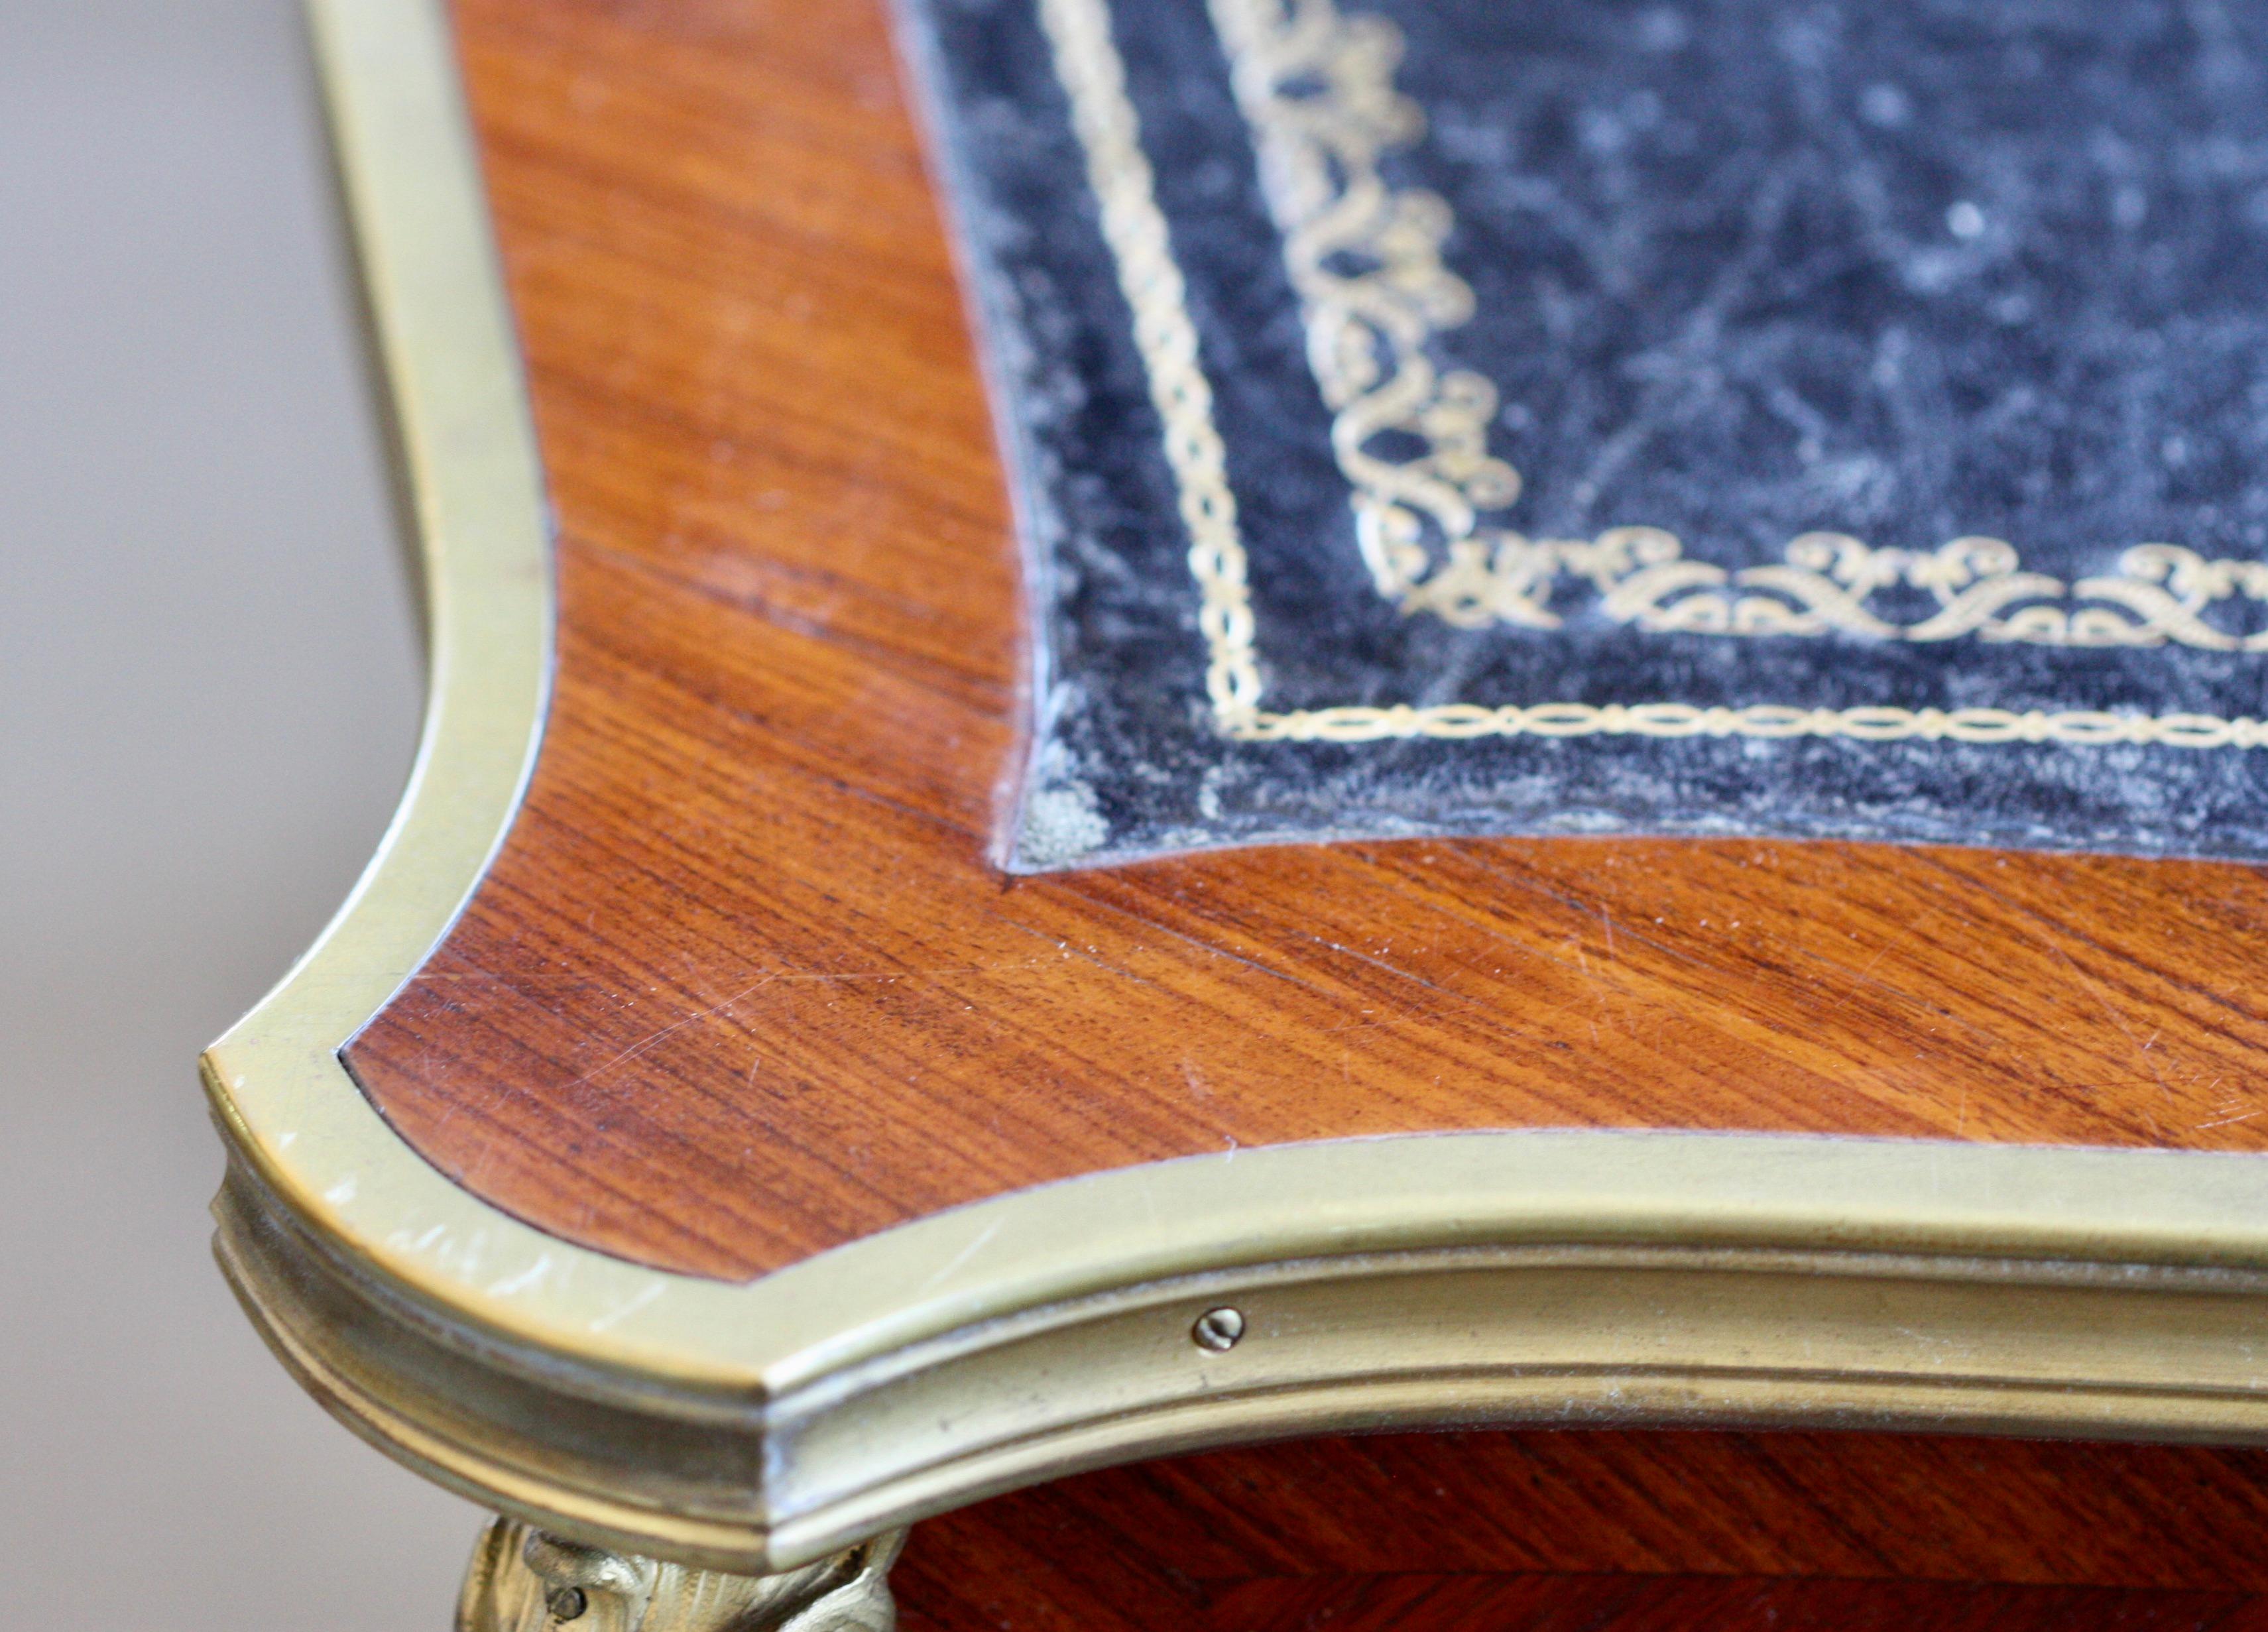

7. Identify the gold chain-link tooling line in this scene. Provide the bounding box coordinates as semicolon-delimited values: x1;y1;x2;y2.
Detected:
1032;0;2268;749
1038;0;1264;727
1244;703;2268;748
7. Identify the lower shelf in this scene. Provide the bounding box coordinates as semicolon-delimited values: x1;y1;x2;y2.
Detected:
894;1426;2268;1630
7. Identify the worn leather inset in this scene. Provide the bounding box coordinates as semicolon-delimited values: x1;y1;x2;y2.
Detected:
897;0;2268;869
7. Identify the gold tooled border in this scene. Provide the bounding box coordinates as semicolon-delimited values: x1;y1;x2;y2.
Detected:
1035;0;2268;748
207;0;2268;1578
1212;0;2268;658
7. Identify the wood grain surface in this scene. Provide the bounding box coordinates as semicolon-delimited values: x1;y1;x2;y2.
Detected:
894;1427;2268;1630
345;0;2268;1282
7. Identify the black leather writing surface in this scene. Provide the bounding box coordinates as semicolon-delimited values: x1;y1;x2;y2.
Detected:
897;0;2268;869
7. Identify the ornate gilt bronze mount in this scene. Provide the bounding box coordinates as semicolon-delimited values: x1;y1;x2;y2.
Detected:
457;1520;904;1632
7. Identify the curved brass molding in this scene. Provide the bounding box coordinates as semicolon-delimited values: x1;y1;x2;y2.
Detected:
208;0;2268;1582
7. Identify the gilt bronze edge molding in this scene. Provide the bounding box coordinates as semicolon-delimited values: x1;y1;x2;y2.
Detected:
213;1109;2268;1576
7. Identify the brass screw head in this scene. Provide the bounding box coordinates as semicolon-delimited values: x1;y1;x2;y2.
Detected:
1192;1307;1245;1352
546;1586;589;1623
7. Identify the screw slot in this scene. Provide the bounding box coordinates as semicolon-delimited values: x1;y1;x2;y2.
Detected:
1192;1307;1245;1352
547;1586;589;1623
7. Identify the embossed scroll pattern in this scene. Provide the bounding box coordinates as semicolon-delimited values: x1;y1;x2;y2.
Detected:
1208;0;2268;654
1456;530;2268;651
1033;0;2268;746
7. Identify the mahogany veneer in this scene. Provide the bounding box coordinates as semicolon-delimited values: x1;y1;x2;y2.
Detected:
896;1428;2268;1631
341;0;2268;1284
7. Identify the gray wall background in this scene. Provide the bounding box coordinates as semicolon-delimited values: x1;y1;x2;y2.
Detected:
1;1;478;1625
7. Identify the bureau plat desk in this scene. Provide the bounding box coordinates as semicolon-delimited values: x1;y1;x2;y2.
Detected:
208;1;2268;1625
